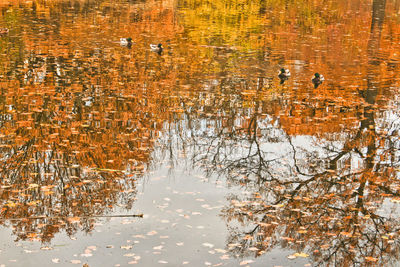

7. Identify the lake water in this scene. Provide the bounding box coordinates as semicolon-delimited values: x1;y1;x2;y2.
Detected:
0;0;399;266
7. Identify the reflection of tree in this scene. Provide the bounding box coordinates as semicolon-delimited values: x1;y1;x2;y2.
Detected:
0;0;182;242
164;1;400;265
181;86;400;266
0;81;152;242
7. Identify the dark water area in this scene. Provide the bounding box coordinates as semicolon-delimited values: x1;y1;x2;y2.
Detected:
0;0;399;266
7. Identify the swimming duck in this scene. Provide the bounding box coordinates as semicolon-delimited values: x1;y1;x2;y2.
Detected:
278;68;291;84
312;73;324;88
120;37;133;47
0;28;9;35
150;43;163;54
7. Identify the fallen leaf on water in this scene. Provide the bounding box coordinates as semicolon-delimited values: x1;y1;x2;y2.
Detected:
6;201;17;207
243;235;253;240
51;258;60;263
293;252;309;258
94;168;122;172
67;217;80;223
28;183;39;189
240;260;254;265
121;245;133;250
340;232;353;237
26;233;37;238
27;200;40;206
288;252;309;259
132;235;145;239
365;257;378;262
202;243;214;248
147;231;157;236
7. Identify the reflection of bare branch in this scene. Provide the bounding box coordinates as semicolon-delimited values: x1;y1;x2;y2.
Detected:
164;64;400;265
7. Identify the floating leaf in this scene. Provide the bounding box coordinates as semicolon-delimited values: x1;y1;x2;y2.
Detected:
365;257;378;262
240;260;254;265
202;243;214;248
293;252;309;258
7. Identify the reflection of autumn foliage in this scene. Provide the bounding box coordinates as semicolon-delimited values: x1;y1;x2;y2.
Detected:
0;74;150;242
174;0;400;262
0;0;185;242
0;170;132;242
0;1;398;261
179;0;400;137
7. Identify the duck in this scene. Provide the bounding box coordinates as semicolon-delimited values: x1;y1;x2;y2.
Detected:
312;73;324;88
0;28;9;35
150;43;163;54
120;37;133;48
278;68;291;84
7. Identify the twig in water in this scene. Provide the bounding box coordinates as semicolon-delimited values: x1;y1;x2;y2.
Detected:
0;214;144;221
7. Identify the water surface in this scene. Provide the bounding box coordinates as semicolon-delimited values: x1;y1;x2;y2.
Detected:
0;0;399;266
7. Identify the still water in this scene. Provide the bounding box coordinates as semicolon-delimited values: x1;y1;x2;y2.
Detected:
0;0;399;266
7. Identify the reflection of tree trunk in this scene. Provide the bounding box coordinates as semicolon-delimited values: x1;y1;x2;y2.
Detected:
365;0;386;105
368;0;386;63
355;0;384;211
361;0;385;164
